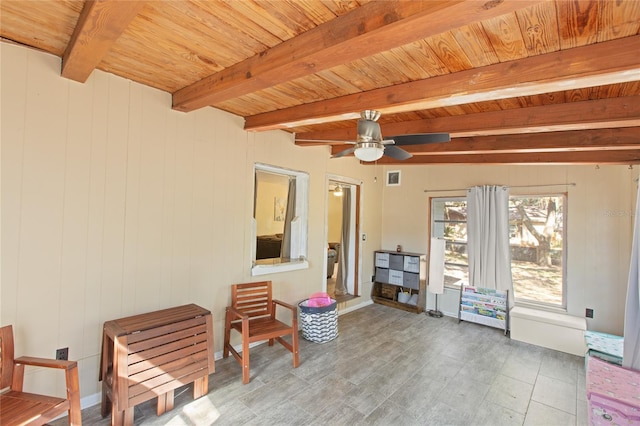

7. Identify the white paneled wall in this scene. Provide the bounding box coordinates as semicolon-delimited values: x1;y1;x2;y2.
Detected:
381;164;638;335
1;44;381;401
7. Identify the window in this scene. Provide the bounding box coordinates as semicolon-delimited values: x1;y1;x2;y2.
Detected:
430;194;566;308
252;164;309;275
509;195;566;308
431;198;469;285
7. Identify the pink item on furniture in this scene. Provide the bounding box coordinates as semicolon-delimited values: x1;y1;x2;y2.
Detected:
308;292;332;307
586;355;640;425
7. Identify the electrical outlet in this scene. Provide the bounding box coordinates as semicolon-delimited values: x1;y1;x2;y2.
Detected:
56;347;69;361
586;308;594;319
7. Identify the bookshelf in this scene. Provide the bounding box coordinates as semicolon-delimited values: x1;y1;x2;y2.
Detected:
458;285;508;335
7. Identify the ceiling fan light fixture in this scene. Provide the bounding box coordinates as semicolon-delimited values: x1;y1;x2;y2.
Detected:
333;184;343;196
354;142;384;162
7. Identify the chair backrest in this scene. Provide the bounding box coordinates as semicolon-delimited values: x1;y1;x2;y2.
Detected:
0;325;15;390
231;281;273;318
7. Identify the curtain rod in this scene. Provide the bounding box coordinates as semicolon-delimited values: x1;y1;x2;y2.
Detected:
424;183;576;193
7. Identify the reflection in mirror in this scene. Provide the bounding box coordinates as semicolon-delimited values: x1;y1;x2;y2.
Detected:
254;170;292;264
252;163;308;275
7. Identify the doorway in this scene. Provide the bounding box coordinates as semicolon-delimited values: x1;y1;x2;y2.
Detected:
326;177;360;303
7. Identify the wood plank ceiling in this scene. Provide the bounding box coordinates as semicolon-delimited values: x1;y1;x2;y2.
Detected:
1;0;639;164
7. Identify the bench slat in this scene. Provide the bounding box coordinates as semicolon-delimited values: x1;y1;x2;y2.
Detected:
128;360;209;402
127;323;207;353
127;317;206;344
127;340;209;375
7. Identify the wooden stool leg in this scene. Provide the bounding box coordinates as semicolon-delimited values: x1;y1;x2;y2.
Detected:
193;375;208;399
101;382;111;418
157;390;174;416
111;407;133;426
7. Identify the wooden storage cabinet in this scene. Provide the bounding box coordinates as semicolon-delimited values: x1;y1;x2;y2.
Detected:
371;250;426;313
100;304;215;425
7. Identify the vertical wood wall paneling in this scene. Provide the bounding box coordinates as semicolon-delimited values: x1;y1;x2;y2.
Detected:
0;44;28;329
19;50;68;357
190;109;216;308
134;89;169;314
82;71;109;360
99;74;130;328
159;108;177;304
168;112;196;305
60;66;94;363
121;82;143;317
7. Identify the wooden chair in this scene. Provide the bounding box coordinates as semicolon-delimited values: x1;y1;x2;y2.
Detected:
0;325;82;426
223;281;299;384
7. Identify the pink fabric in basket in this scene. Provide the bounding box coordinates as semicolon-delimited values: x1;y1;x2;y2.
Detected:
307;292;332;307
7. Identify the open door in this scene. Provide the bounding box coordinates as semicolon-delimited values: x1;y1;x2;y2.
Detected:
326;177;360;302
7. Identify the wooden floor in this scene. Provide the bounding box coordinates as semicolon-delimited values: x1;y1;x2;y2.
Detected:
51;303;588;425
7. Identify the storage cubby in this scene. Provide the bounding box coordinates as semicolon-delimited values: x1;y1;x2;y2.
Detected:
371;250;426;313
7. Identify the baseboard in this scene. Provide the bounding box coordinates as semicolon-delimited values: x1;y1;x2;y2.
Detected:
338;298;373;315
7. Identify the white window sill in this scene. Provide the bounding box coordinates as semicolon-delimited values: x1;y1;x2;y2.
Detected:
251;260;309;276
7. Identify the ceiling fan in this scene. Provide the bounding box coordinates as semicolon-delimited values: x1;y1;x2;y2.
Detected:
299;110;450;162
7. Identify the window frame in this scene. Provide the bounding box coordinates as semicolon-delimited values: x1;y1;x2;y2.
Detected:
251;163;309;276
510;193;568;310
430;196;469;287
429;193;568;310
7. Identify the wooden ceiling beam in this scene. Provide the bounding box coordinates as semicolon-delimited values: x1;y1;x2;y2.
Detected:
330;127;640;156
370;150;640;165
172;0;543;112
248;35;640;131
62;0;146;82
297;96;640;143
416;128;640;154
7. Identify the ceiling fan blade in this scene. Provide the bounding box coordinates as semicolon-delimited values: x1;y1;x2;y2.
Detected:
332;146;357;158
384;145;413;160
387;133;451;145
296;138;357;144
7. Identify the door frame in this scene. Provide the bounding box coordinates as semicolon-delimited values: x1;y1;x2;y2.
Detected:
325;174;361;296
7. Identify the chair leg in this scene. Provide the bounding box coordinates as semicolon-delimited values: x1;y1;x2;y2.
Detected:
223;309;231;358
292;318;300;369
241;322;250;384
66;365;82;425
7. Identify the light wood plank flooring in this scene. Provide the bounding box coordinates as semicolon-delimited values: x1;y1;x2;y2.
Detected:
51;303;587;425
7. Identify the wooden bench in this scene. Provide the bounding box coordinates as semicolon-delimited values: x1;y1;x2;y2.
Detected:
100;304;214;425
0;324;82;426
